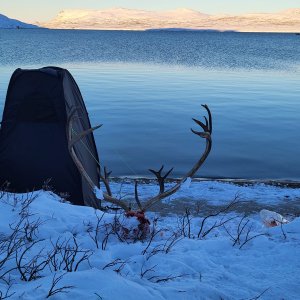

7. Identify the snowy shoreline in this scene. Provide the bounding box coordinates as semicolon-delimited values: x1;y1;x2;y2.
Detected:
110;177;300;187
105;179;300;215
0;188;299;299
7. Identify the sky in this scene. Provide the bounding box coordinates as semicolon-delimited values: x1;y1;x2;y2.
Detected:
1;0;300;22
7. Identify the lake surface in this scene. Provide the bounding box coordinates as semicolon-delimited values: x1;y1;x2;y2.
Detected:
0;30;299;180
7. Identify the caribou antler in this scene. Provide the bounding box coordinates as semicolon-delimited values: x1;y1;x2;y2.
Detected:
67;104;212;213
141;104;212;211
67;107;131;211
148;166;173;194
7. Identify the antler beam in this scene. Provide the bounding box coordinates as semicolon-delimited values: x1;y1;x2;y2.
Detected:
67;104;212;213
141;104;212;211
66;108;131;211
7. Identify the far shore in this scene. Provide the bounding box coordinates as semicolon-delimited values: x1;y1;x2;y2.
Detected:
1;27;300;34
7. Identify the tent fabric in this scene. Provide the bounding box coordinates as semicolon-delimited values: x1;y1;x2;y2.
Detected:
0;67;101;208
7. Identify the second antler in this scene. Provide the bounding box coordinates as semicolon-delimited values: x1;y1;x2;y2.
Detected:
142;104;212;211
67;104;212;212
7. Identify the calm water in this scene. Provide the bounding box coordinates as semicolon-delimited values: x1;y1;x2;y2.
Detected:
0;30;299;180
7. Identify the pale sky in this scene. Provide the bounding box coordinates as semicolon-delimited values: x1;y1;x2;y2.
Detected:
1;0;300;22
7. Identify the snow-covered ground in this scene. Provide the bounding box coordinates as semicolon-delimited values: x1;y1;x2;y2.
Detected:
0;181;299;299
108;179;300;206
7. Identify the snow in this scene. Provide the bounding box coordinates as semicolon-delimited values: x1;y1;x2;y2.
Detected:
94;187;104;200
0;180;299;299
41;7;300;32
108;179;300;206
180;177;192;190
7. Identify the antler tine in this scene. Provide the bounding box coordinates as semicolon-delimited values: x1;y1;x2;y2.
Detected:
104;166;112;179
67;108;131;211
69;124;102;149
134;180;143;210
142;105;212;211
190;128;211;139
192;118;207;132
164;167;173;179
148;165;173;194
100;167;113;197
201;104;212;134
204;116;209;128
67;106;103;148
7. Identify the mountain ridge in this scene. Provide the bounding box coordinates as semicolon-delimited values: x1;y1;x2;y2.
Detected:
0;13;39;29
41;7;300;32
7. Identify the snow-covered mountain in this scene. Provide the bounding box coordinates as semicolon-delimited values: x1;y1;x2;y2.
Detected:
0;13;39;29
42;7;300;32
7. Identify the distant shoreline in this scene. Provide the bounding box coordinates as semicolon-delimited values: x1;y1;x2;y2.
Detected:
1;28;299;34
